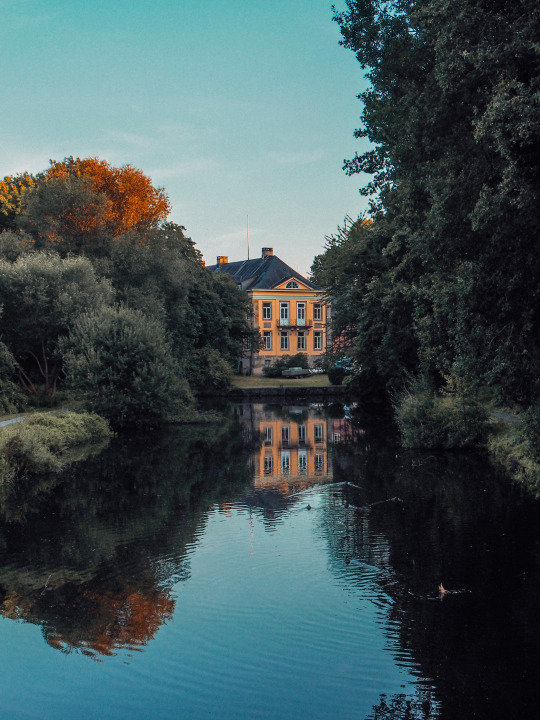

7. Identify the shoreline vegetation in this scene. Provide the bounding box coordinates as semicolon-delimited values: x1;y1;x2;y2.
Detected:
0;411;112;485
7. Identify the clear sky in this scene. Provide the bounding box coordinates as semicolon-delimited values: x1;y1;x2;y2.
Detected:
2;0;369;275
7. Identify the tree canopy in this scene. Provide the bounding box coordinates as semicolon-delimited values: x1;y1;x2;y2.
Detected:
0;156;253;422
315;0;540;404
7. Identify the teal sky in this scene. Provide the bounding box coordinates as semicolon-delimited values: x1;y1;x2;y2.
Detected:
2;0;369;275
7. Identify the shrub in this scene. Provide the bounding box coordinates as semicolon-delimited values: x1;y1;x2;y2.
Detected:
187;346;232;393
0;411;111;481
0;340;26;413
262;353;309;378
60;305;193;428
328;366;346;386
394;375;489;449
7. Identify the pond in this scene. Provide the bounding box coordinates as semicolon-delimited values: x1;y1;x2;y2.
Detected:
1;402;540;719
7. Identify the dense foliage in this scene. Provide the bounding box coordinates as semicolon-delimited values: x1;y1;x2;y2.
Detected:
0;157;254;425
313;0;540;411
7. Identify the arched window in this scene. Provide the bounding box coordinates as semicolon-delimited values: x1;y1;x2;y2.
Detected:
286;280;299;289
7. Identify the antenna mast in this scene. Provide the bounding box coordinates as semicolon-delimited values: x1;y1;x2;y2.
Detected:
247;214;250;260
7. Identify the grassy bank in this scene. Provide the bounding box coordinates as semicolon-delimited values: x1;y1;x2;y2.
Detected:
0;411;112;484
487;418;540;495
231;374;333;389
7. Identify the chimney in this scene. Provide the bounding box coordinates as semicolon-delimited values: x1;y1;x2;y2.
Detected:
217;255;229;265
262;247;273;258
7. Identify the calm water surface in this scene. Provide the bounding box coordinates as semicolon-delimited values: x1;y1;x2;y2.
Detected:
1;402;540;719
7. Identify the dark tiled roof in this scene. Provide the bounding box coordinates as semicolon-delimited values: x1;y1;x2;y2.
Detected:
207;255;320;290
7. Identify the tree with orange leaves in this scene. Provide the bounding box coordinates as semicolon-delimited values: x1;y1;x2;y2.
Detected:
45;156;170;235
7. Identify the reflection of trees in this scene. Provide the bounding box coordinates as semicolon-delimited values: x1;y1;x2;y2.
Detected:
366;692;439;720
324;438;540;719
0;417;253;659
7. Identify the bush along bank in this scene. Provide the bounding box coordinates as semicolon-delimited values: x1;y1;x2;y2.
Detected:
393;377;540;495
0;411;112;484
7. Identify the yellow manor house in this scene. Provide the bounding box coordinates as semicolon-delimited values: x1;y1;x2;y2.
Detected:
208;248;328;374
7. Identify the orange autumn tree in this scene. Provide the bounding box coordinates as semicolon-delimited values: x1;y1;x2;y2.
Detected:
0;172;36;231
45;156;171;236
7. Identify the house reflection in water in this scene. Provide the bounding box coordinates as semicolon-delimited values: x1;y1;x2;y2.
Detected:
235;403;360;493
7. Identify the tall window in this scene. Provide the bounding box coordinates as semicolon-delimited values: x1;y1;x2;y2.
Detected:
280;331;289;350
314;424;324;443
264;426;273;445
298;425;306;443
263;331;272;350
297;303;306;321
314;331;323;350
281;451;290;474
280;302;289;321
281;425;290;444
314;453;324;471
297;331;305;350
262;303;272;320
298;450;307;472
264;455;273;474
313;303;322;321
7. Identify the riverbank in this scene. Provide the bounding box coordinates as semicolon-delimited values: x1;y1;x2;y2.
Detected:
222;373;348;400
0;411;112;484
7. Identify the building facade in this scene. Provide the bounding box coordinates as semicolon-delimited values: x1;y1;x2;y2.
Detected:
208;248;328;374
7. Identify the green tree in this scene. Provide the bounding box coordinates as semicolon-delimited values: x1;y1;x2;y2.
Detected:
332;0;540;404
60;305;192;428
0;252;114;396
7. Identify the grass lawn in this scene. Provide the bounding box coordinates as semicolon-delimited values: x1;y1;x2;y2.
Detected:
231;374;333;389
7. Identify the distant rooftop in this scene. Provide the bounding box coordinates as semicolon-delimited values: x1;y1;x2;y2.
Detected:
207;248;320;291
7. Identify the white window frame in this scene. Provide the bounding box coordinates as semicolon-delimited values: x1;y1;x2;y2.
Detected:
298;450;308;472
280;302;289;320
281;425;290;444
298;424;306;443
263;331;272;350
314;453;324;471
313;303;322;321
281;450;291;474
314;331;323;350
262;302;272;320
264;426;273;445
314;424;324;443
297;331;306;351
264;455;273;474
297;302;306;321
280;331;289;350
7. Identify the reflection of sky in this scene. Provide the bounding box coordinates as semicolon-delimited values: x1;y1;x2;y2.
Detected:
0;486;422;720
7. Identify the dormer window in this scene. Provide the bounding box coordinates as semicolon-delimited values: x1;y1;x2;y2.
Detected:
286;280;299;289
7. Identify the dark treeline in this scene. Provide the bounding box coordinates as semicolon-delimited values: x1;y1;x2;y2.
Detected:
313;1;539;423
0;157;255;427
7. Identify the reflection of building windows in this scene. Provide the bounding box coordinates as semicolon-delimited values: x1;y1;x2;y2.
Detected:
297;331;305;350
281;450;290;474
314;453;324;471
280;302;289;320
262;302;272;320
298;449;307;472
264;455;273;474
298;424;306;443
314;331;323;350
280;331;289;350
332;432;342;443
263;331;272;350
297;303;305;321
281;425;290;444
264;426;273;445
313;303;322;321
314;424;324;443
